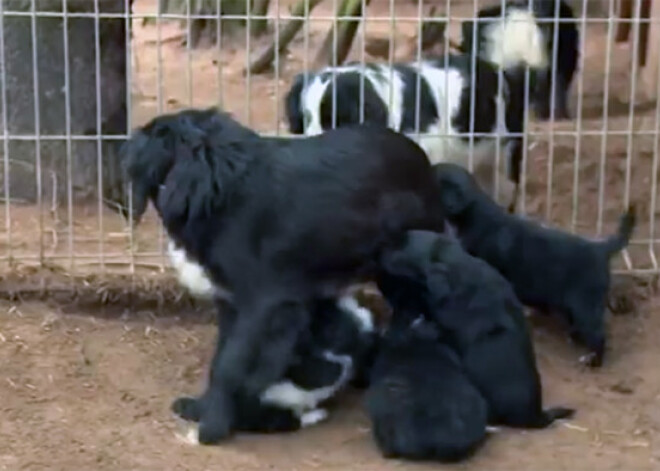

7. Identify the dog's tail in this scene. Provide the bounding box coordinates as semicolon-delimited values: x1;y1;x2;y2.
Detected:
602;205;636;257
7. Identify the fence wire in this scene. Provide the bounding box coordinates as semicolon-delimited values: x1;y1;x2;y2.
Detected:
0;0;659;292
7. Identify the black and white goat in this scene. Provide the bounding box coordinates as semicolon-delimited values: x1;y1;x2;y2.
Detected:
284;55;525;212
460;0;579;120
123;107;446;444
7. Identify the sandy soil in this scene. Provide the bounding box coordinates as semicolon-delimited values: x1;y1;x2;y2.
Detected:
1;0;660;469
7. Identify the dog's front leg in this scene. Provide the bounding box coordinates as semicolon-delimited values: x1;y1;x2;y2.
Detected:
172;298;238;423
197;298;308;444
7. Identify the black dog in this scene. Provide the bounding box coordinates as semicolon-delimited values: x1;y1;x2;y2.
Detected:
434;163;636;367
378;230;574;429
460;0;579;120
366;316;488;462
122;107;445;444
174;298;377;435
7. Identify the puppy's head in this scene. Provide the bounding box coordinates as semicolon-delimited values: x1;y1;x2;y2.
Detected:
433;163;482;217
285;72;308;134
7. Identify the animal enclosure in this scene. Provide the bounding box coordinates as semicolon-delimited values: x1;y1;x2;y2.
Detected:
1;0;660;469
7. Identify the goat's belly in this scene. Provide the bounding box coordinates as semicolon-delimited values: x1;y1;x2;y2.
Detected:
412;132;501;170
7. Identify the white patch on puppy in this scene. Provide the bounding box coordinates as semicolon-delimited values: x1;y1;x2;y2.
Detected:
300;408;329;428
260;352;353;416
337;295;375;333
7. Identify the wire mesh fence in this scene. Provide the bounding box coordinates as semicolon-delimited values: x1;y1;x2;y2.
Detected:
0;0;658;296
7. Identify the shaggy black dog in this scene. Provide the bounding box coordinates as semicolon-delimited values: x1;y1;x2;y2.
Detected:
460;0;579;120
366;316;488;462
122;107;445;444
378;230;574;429
434;163;636;367
173;298;377;435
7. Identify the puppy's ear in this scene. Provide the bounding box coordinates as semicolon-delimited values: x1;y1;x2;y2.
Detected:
434;164;476;215
380;249;420;280
285;73;307;134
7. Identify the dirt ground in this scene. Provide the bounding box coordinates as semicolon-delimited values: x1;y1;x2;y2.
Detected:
2;0;660;469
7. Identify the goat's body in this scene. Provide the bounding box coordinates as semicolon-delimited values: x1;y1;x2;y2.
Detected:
285;55;524;210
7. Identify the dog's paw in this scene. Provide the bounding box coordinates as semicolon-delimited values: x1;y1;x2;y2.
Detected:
174;422;200;446
171;396;202;422
579;352;602;368
300;408;329;428
198;416;232;445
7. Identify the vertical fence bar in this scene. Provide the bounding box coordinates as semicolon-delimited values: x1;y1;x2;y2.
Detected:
93;0;105;273
126;0;135;277
598;0;617;235
274;0;281;135
61;0;74;272
359;0;366;126
0;1;11;263
413;0;422;141
520;0;535;216
467;0;477;176
648;32;660;270
186;0;192;106
29;0;44;264
246;0;252;127
216;0;223;108
570;0;589;232
625;0;643;210
545;0;562;221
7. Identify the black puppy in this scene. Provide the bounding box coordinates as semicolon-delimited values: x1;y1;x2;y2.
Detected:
434;163;636;367
123;107;445;444
378;230;574;429
366;315;488;462
174;298;377;436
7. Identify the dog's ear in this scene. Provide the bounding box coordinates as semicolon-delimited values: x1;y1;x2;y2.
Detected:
121;120;181;225
379;248;420;280
285;73;307;134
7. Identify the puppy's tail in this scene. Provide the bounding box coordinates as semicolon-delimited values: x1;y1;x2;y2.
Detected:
602;205;636;257
535;407;575;428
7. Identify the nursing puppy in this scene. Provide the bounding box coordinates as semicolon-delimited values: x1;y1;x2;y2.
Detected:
460;0;579;120
174;298;377;436
366;315;488;462
284;55;525;212
434;163;636;367
378;230;574;429
123;107;445;444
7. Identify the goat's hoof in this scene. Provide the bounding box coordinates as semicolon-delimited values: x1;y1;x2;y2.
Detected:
172;396;202;422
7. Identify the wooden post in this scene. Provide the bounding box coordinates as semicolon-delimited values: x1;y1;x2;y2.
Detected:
641;0;660;98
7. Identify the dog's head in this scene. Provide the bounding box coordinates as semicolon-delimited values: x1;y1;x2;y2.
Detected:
122;107;255;227
433;163;483;217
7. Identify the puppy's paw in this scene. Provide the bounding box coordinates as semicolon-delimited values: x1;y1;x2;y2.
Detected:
172;396;202;422
197;392;234;444
300;408;328;428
